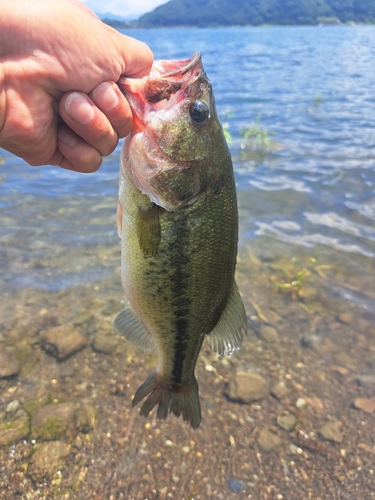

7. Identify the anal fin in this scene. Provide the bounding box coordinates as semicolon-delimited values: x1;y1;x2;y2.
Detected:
207;281;247;356
114;306;156;351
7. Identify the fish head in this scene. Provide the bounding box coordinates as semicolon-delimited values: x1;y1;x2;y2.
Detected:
119;53;225;211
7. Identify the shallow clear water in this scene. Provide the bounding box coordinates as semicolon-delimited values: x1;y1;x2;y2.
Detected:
1;26;375;499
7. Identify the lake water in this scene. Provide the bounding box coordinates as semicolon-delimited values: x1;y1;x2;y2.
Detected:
1;26;375;499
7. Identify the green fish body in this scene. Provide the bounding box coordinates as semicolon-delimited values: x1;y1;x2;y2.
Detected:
116;54;246;429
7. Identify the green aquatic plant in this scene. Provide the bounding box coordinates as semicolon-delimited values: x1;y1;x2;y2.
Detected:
313;92;323;107
222;122;233;144
269;256;313;301
269;255;334;308
307;92;325;119
239;115;281;160
221;109;235;145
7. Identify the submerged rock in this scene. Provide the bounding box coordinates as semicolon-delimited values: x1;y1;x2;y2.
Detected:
277;412;297;432
226;477;244;493
270;381;289;400
356;375;375;388
353;398;375;414
92;330;118;354
75;404;96;433
0;412;30;447
259;324;279;343
257;426;282;452
0;345;20;378
29;441;71;481
41;326;87;360
225;372;269;403
318;420;343;443
31;402;76;441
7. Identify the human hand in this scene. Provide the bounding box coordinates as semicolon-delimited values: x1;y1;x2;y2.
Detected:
0;0;153;172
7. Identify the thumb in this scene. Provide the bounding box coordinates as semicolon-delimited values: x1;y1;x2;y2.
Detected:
107;27;154;79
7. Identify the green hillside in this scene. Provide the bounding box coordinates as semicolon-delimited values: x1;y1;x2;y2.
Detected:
137;0;375;27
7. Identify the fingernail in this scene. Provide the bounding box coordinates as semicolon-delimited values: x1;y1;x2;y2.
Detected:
57;127;78;148
92;82;119;111
65;92;94;125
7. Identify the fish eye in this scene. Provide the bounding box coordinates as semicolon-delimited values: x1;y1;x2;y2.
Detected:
189;100;209;125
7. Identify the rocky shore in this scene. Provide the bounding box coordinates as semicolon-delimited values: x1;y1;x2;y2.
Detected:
0;240;374;499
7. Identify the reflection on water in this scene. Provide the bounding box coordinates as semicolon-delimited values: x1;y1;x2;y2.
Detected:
1;25;375;499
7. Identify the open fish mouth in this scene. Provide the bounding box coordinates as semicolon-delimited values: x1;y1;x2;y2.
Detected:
149;52;202;79
118;52;202;88
117;53;204;117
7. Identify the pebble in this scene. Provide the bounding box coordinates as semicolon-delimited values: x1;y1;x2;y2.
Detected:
257;426;282;452
41;325;87;360
225;371;269;403
277;412;297;431
335;352;353;367
270;381;289;400
92;331;119;354
296;398;306;408
101;300;123;316
0;413;30;447
29;441;71;481
298;285;317;302
75;404;96;433
0;345;20;378
259;324;279;343
353;398;375;414
338;312;355;325
358;443;375;455
318;420;343;443
305;397;324;413
5;400;20;414
300;333;321;351
226;477;244;494
356;375;375;388
31;402;76;441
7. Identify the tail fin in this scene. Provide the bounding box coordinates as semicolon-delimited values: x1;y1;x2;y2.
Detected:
132;371;201;430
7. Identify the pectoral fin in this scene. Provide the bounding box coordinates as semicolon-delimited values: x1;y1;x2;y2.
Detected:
207;281;247;356
136;203;161;257
114;306;156;351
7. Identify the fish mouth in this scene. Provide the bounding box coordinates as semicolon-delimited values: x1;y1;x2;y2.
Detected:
117;53;203;118
118;52;202;88
149;52;202;79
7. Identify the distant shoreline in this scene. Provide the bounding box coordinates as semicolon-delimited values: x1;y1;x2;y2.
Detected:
103;19;375;30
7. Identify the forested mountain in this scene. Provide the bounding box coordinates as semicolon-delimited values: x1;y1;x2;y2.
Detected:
137;0;375;27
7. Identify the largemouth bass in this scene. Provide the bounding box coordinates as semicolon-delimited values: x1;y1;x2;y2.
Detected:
116;53;246;429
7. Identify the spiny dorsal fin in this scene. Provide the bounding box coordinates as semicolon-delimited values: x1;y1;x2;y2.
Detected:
114;306;156;351
136;203;161;257
207;281;247;356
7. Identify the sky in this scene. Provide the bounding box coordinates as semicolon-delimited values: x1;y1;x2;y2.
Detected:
81;0;168;19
